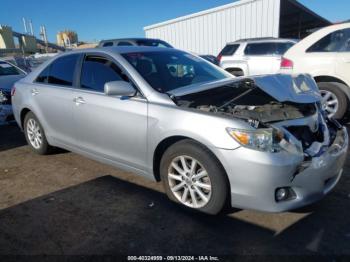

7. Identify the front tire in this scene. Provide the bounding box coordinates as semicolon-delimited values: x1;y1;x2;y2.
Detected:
160;139;228;215
318;82;348;119
24;112;53;155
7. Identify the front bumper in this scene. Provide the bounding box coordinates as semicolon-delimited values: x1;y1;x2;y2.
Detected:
0;104;13;123
216;127;348;212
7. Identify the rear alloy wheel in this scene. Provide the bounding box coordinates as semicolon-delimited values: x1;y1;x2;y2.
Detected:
160;139;228;214
24;112;53;155
318;82;348;119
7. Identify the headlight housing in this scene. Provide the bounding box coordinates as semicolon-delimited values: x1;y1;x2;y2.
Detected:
226;127;284;152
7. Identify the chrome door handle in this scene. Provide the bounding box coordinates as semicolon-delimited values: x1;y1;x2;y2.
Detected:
73;97;86;105
31;88;39;96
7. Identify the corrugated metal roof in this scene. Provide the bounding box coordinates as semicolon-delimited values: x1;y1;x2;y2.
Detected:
144;0;255;30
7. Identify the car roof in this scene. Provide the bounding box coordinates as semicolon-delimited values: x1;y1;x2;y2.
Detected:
227;37;297;44
49;46;183;56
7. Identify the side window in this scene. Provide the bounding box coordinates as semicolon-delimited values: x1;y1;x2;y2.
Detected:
80;55;127;92
117;41;133;46
244;43;275;55
102;42;114;47
307;29;350;52
35;54;79;86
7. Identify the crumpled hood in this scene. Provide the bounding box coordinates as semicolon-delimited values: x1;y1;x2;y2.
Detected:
253;74;320;103
169;74;321;104
0;75;25;92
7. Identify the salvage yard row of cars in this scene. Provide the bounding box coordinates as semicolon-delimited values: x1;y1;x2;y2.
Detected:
1;22;349;214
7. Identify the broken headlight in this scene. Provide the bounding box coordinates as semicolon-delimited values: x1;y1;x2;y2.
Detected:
226;127;284;152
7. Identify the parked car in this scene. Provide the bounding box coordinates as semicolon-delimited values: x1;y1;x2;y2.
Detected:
198;55;220;66
0;59;26;122
218;38;297;76
280;23;350;119
12;47;348;214
99;37;219;65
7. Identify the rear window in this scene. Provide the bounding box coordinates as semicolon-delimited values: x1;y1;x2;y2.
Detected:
219;44;240;56
244;42;294;55
117;41;133;46
0;61;22;76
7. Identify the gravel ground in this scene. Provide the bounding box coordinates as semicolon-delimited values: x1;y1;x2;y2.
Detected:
0;124;350;257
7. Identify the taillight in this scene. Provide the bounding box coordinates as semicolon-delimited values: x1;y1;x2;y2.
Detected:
280;57;293;69
217;54;222;63
11;86;16;96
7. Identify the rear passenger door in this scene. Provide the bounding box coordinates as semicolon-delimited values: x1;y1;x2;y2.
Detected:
32;54;80;146
72;53;148;171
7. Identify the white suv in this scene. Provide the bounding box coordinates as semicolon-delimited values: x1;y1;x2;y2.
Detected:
218;38;296;77
281;23;350;119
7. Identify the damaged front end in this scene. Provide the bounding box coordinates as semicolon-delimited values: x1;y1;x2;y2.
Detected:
169;74;347;176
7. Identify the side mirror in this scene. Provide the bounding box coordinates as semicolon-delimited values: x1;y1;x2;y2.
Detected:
104;81;136;97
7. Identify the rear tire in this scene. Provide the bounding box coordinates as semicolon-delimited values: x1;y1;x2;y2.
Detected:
160;139;228;215
317;82;348;119
24;112;53;155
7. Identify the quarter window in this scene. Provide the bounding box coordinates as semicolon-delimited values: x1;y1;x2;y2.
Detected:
307;29;350;52
80;55;127;92
219;44;240;56
36;66;50;83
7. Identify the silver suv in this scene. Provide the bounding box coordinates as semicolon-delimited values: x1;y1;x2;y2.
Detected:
218;38;296;76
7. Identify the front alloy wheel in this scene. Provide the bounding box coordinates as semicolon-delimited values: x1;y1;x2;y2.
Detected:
168;155;212;208
160;139;228;214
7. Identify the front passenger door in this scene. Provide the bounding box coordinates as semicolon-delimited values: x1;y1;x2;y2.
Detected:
72;54;148;172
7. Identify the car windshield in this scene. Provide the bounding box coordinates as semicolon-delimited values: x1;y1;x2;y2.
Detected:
122;50;229;93
0;61;22;76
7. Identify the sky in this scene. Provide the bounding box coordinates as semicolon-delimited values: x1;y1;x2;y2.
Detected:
0;0;349;43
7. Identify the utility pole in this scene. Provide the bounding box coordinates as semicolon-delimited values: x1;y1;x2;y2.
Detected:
29;20;34;36
22;17;27;34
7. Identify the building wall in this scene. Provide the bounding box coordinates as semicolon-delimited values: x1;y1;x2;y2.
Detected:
57;30;78;46
144;0;281;55
0;25;15;49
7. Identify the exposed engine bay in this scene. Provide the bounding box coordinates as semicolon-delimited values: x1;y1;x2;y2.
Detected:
174;78;318;126
171;76;343;164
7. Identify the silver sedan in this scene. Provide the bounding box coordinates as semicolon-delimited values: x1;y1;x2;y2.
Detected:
12;47;348;214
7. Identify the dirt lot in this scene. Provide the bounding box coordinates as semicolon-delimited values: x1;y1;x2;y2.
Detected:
0;123;350;257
